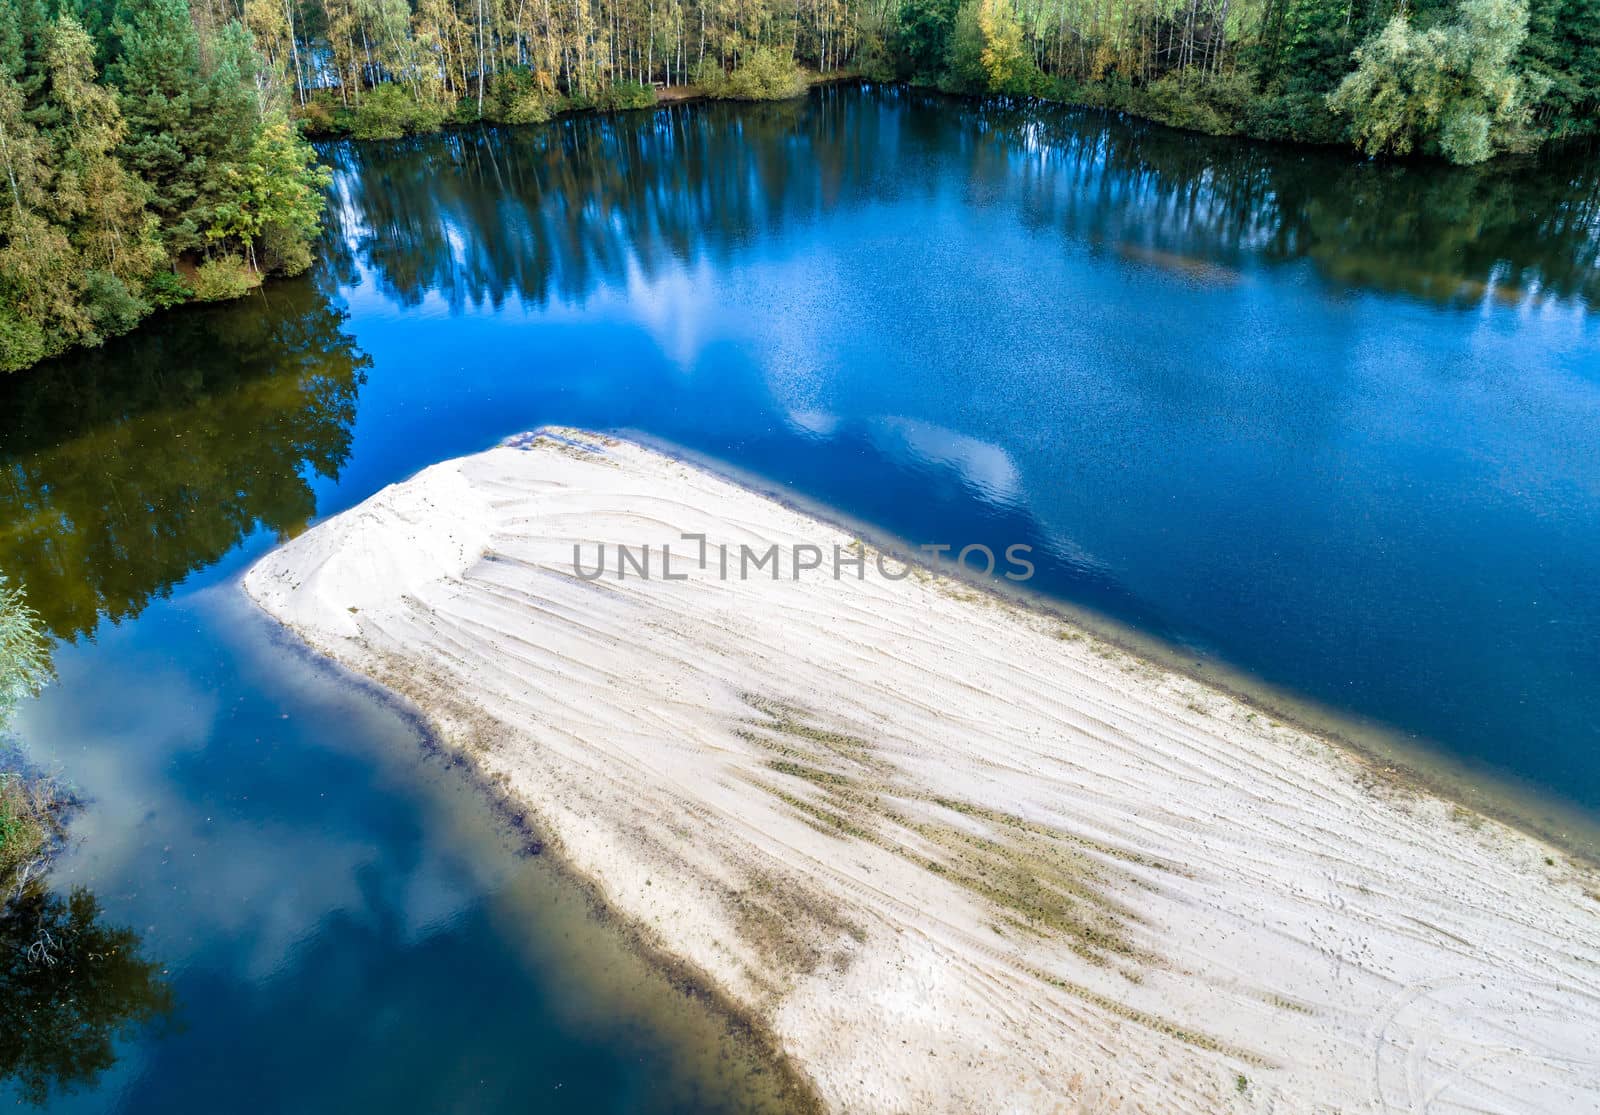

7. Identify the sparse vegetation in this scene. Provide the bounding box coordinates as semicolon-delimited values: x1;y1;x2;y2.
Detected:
738;693;1161;965
0;575;59;904
727;866;864;989
0;760;64;901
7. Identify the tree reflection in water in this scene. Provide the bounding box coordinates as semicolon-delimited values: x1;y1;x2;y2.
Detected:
0;278;371;643
0;886;175;1107
321;87;1599;316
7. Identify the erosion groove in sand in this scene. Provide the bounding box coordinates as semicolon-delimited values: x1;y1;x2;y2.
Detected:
245;428;1600;1113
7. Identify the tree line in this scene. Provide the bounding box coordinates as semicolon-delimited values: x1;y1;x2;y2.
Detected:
0;0;1595;372
239;0;1595;158
892;0;1595;161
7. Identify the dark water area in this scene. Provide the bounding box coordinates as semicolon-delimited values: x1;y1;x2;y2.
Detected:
0;84;1597;1108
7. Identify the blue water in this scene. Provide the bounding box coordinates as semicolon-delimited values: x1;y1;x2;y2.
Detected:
1;84;1598;1108
315;87;1600;812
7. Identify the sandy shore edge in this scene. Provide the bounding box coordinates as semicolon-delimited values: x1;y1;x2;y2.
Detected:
244;428;1600;1113
616;429;1600;865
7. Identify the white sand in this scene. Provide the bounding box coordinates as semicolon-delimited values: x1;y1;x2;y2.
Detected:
245;429;1600;1113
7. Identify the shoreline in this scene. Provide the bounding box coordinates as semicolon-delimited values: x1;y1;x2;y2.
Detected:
618;428;1600;866
8;80;1578;381
239;588;828;1112
244;428;1600;1112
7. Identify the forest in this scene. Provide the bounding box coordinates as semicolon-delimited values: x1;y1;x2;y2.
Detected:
1;0;1597;372
1;0;329;371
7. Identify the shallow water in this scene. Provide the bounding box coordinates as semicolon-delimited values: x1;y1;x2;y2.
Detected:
1;85;1597;1108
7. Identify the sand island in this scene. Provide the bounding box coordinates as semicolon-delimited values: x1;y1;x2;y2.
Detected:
244;428;1600;1113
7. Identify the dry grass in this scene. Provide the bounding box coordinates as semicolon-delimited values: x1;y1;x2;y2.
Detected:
0;767;66;901
738;694;1161;964
727;866;866;990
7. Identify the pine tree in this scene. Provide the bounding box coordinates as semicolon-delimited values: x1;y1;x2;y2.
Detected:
112;0;255;254
0;0;53;93
46;15;159;330
46;17;150;263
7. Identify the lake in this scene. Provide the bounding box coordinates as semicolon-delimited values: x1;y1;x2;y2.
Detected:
1;84;1597;1109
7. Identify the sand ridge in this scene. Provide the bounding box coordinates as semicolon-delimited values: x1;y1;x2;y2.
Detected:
244;428;1600;1113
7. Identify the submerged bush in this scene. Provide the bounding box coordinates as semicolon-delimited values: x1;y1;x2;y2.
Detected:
700;48;808;100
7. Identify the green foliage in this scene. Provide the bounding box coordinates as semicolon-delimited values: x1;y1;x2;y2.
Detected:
587;80;658;112
1136;71;1256;135
0;0;53;100
0;20;154;371
190;253;259;300
82;268;148;334
894;0;960;79
943;0;1040;94
942;0;988;91
1518;0;1600;137
112;0;246;253
207;116;330;264
0;309;48;372
487;68;562;124
301;69;657;135
699;48;808;101
1329;0;1546;163
975;0;1037;93
0;212;79;372
45;18;162;278
349;82;449;139
140;266;190;306
852;2;898;81
1248;0;1373;98
0;576;48;718
260;220;313;275
886;0;1591;157
0;0;329;372
294;90;343;134
0;772;50;892
1241;90;1348;144
0;573;52;896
